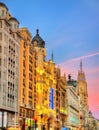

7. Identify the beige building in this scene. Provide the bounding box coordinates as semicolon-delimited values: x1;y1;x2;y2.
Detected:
77;61;88;110
96;119;99;130
66;75;79;129
0;2;20;128
86;111;97;130
77;61;89;129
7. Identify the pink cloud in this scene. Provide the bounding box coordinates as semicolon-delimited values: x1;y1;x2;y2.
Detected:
59;51;99;66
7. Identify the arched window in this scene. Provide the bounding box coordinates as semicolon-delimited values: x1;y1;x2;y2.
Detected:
0;21;2;28
2;10;4;17
0;46;2;53
0;33;2;41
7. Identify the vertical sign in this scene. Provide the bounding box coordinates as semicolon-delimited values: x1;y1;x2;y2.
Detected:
49;87;54;109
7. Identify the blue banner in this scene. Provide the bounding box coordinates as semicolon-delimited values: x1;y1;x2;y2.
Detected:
62;127;69;130
49;87;54;109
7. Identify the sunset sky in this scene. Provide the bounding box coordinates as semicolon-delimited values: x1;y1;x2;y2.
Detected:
2;0;99;119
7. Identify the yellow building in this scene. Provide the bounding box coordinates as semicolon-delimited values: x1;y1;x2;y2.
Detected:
55;68;68;129
66;75;79;129
32;29;57;130
19;27;35;129
19;28;68;130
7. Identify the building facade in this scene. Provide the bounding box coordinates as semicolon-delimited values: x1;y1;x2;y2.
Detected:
18;27;35;129
18;27;68;130
66;75;79;130
56;68;68;130
87;111;97;130
32;29;57;130
77;61;89;129
0;2;20;128
0;2;97;130
96;119;99;130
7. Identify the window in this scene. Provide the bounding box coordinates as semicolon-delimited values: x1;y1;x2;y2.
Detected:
29;73;32;81
23;69;25;76
23;88;25;96
29;82;32;89
23;79;25;86
34;62;36;67
24;42;26;48
20;109;22;116
0;70;1;78
23;60;25;67
29;64;32;72
3;71;6;79
23;110;25;117
14;24;16;30
4;47;7;55
34;70;36;76
23;98;24;103
10;23;12;30
29;91;32;98
29;47;33;55
29;56;32;63
26;110;28;117
23;51;25;57
29;100;32;107
2;10;4;17
4;58;6;67
0;46;2;52
0;21;2;28
0;58;1;65
0;33;2;40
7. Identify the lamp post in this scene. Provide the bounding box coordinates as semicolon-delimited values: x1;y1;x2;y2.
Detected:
34;116;37;130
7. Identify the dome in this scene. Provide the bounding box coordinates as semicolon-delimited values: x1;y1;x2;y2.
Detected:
0;2;8;10
32;29;45;48
9;17;19;24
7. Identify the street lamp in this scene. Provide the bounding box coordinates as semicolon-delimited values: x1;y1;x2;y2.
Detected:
34;116;37;130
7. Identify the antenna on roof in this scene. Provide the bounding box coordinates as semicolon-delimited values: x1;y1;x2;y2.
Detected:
80;60;82;72
51;51;54;62
36;26;39;35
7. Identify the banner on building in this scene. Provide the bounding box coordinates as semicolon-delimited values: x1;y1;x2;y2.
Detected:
49;87;54;110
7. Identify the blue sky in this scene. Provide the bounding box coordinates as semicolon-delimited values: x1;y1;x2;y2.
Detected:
3;0;99;63
2;0;99;119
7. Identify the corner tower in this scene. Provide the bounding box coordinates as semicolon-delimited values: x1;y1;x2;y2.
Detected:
32;29;46;68
77;61;88;110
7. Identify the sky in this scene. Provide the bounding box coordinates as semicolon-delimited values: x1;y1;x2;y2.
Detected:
1;0;99;119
